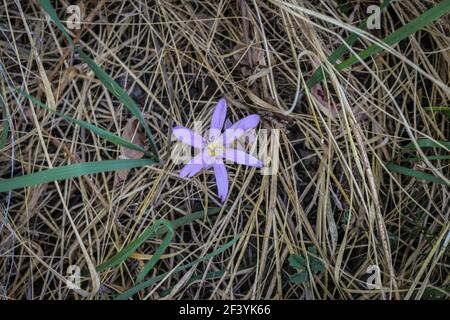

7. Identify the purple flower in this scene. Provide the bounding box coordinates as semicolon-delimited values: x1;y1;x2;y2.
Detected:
173;98;262;202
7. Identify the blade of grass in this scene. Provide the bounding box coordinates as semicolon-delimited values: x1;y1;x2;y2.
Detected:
0;95;8;149
160;270;226;297
402;155;450;162
38;0;159;161
306;0;392;89
115;235;241;300
308;0;450;88
386;163;449;186
159;207;222;235
17;89;150;156
0;120;7;149
96;219;172;273
0;159;155;193
76;50;159;160
403;139;450;151
423;106;450;117
336;0;450;71
135;209;223;282
136;220;174;283
96;208;222;273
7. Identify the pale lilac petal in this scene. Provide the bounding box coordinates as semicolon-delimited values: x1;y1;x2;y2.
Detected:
209;99;227;141
213;162;228;202
229;114;260;131
180;163;203;178
222;148;262;167
222;114;260;145
179;153;209;177
173;126;206;149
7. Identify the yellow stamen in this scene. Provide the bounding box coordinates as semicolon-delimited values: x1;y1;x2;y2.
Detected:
207;140;224;157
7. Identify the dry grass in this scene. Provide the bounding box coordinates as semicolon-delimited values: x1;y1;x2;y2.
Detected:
0;0;449;299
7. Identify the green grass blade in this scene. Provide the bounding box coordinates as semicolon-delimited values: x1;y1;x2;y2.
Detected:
136;220;175;283
163;207;221;234
115;235;241;300
306;0;392;89
386;163;449;186
38;0;74;46
0;159;154;193
160;270;226;297
76;51;159;159
96;219;170;273
403;155;450;162
17;89;149;156
150;207;221;237
336;1;450;71
423;106;450;117
0;119;7;150
403;139;450;151
0;94;9;149
96;208;221;274
308;0;450;88
38;0;159;161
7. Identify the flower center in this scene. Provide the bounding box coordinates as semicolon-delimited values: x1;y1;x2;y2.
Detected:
207;139;224;157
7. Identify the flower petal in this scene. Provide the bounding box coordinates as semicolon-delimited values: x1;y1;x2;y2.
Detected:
222;148;262;167
229;114;260;131
179;152;209;177
213;162;228;202
222;114;260;145
173;126;206;149
209;99;227;141
179;162;203;178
